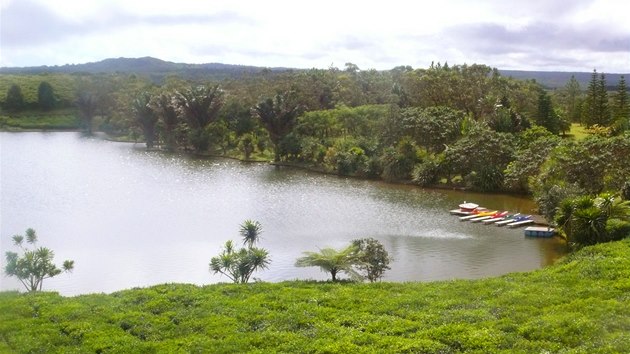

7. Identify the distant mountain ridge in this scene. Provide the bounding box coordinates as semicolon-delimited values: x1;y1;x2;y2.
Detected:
1;57;626;89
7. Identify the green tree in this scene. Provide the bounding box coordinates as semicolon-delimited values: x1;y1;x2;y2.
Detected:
37;81;56;111
76;92;98;135
400;106;464;153
583;70;610;127
613;75;629;132
252;92;303;162
4;228;74;292
209;220;270;284
238;133;256;160
4;83;25;111
132;92;158;149
150;92;180;152
558;75;582;123
173;85;224;152
351;238;392;282
536;89;560;134
295;244;363;282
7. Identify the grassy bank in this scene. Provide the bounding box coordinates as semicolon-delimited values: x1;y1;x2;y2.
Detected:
0;109;80;130
1;239;629;353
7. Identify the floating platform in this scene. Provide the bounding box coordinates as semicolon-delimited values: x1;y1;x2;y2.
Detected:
524;226;555;238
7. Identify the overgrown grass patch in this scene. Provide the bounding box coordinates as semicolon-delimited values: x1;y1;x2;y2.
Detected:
0;109;80;130
1;239;630;352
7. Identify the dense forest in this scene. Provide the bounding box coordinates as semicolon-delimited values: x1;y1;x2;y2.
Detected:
1;59;629;246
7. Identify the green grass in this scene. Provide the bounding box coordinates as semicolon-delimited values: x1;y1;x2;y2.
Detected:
0;109;80;130
1;239;630;353
566;123;590;140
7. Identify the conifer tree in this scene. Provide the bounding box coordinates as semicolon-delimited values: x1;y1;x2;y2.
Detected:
613;75;629;132
583;70;611;127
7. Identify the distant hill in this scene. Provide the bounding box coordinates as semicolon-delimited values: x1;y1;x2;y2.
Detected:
499;69;627;90
0;57;292;82
1;57;626;89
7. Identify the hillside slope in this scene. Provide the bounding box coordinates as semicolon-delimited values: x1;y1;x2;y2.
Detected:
1;239;629;353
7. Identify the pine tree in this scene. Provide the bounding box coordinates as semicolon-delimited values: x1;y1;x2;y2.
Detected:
583;70;599;127
536;89;559;134
597;73;611;126
583;69;611;127
562;75;582;123
613;75;629;132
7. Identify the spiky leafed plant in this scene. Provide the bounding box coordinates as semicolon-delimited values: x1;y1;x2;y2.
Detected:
240;220;262;248
295;244;363;282
4;228;74;292
209;220;270;284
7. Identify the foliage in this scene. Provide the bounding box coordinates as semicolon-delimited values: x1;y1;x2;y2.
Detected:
582;70;611;127
4;84;25;111
4;228;74;292
131;92;158;149
210;220;270;284
2;240;630;352
535;89;560;134
400;106;464;153
149;92;179;151
37;81;56;111
76;92;98;135
504;127;561;193
612;75;629;133
555;193;630;246
443;123;515;191
252;91;303;162
295;244;363;282
0;111;79;130
173;85;224;152
379;137;418;181
351;238;392;282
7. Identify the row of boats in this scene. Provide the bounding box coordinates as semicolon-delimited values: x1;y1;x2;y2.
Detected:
451;202;556;237
450;202;534;228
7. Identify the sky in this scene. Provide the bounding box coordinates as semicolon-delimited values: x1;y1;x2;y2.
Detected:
1;0;629;72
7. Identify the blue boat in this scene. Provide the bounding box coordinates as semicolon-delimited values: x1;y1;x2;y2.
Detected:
524;226;555;238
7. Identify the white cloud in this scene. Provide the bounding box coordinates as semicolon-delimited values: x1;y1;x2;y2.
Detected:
1;0;628;72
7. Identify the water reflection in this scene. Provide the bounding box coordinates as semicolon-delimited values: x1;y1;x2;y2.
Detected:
0;132;566;295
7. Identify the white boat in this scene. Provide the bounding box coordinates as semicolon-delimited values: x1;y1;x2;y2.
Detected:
458;202;479;212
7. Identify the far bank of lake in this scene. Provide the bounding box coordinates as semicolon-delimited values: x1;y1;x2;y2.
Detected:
0;132;566;295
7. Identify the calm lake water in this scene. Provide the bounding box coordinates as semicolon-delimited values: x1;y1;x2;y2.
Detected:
0;132;566;295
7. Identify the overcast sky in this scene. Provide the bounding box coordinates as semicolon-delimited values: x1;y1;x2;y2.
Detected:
1;0;629;72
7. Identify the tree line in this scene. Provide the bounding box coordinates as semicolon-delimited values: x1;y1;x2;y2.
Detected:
2;63;630;246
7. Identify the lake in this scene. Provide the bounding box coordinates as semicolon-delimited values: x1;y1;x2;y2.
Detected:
0;132;566;295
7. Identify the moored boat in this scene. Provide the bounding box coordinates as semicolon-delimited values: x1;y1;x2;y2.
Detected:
524;226;556;237
458;202;479;212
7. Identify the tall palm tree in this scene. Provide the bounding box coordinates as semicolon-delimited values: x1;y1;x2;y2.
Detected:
295;245;363;282
173;85;224;152
132;92;158;149
252;92;302;162
150;92;179;151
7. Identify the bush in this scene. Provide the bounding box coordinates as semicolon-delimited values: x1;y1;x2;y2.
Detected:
606;219;630;242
